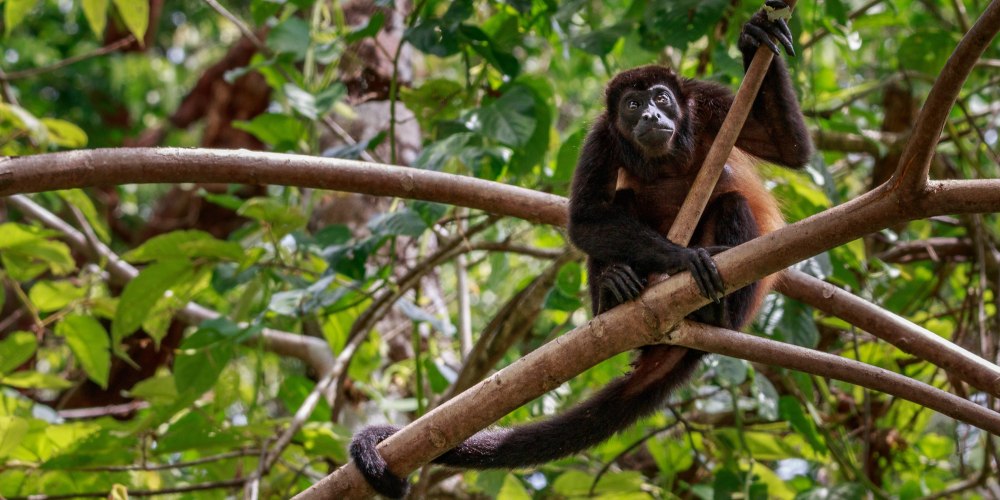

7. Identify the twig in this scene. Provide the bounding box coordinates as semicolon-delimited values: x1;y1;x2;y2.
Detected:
777;270;1000;397
201;0;266;51
0;36;136;81
5;478;246;499
5;194;336;377
891;0;1000;190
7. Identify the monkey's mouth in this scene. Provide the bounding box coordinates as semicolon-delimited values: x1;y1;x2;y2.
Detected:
638;126;674;143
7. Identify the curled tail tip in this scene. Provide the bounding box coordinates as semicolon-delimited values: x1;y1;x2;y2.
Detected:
349;425;409;498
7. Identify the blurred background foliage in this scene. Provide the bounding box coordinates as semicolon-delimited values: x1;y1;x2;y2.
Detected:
1;0;999;498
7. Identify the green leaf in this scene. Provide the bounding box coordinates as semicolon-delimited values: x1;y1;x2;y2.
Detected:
181;317;260;349
81;0;110;36
0;331;37;375
268;17;311;58
554;261;582;295
112;259;192;343
4;0;39;35
238;197;308;236
401;79;465;132
553;469;645;496
639;0;727;52
0;224;75;281
497;474;531;500
56;315;111;389
917;433;953;460
554;128;586;183
41;119;88;148
368;209;430;237
28;280;86;312
1;371;73;389
123;230;244;263
173;343;234;402
476;86;536;148
58;189;110;243
347;11;385;43
570;23;630;56
0;416;29;459
233;113;307;149
129;374;178;403
778;396;827;454
110;0;149;42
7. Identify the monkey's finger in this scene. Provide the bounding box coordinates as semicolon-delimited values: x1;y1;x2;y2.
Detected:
605;281;625;304
697;248;726;301
611;273;634;301
689;259;719;303
622;265;642;286
744;24;781;56
771;21;795;56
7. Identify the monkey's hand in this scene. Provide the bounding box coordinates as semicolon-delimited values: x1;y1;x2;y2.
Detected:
663;247;726;304
740;1;795;58
597;263;645;312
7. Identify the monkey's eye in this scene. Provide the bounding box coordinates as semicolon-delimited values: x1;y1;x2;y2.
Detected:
655;93;670;104
627;100;640;110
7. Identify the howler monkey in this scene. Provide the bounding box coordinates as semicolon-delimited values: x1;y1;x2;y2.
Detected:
350;2;811;497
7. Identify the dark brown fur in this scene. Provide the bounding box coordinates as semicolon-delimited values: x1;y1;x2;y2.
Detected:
350;5;811;497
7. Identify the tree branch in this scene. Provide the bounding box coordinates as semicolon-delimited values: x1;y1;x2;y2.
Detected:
890;0;1000;190
4;194;337;378
0;149;567;226
777;269;1000;397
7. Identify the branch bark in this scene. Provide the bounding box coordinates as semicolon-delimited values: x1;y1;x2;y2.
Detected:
890;0;1000;190
5;148;1000;497
777;269;1000;397
0;149;567;226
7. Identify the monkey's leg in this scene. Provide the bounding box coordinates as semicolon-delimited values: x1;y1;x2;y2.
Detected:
691;192;761;329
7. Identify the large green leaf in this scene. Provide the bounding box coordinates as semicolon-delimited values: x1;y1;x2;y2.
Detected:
81;0;110;36
28;280;86;312
56;315;111;389
4;0;38;35
112;259;192;343
476;86;537;148
0;332;37;375
123;230;244;263
110;0;149;42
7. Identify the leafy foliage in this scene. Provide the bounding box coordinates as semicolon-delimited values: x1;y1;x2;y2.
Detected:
1;0;999;498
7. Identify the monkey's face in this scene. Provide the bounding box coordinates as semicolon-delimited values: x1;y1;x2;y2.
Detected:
618;84;681;156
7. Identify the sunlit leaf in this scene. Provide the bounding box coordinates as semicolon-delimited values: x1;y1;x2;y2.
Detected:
56;315;111;389
41;119;88;148
112;259;192;343
4;0;38;35
124;230;244;263
111;0;149;42
81;0;110;36
0;331;36;375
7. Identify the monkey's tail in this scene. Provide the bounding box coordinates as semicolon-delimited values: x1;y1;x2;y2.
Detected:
350;345;703;498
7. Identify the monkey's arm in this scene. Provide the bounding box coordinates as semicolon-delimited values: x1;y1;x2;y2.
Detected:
693;1;812;168
568;120;723;303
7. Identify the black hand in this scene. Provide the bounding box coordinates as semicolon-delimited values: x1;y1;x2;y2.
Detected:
683;247;726;303
599;263;644;308
740;1;796;58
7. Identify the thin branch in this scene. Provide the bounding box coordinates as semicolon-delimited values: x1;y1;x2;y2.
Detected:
202;0;267;51
891;0;1000;190
667;321;1000;435
5;478;246;500
0;149;568;227
801;0;885;50
0;36;136;81
5;194;336;377
3;449;261;472
777;269;1000;397
666;0;799;245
